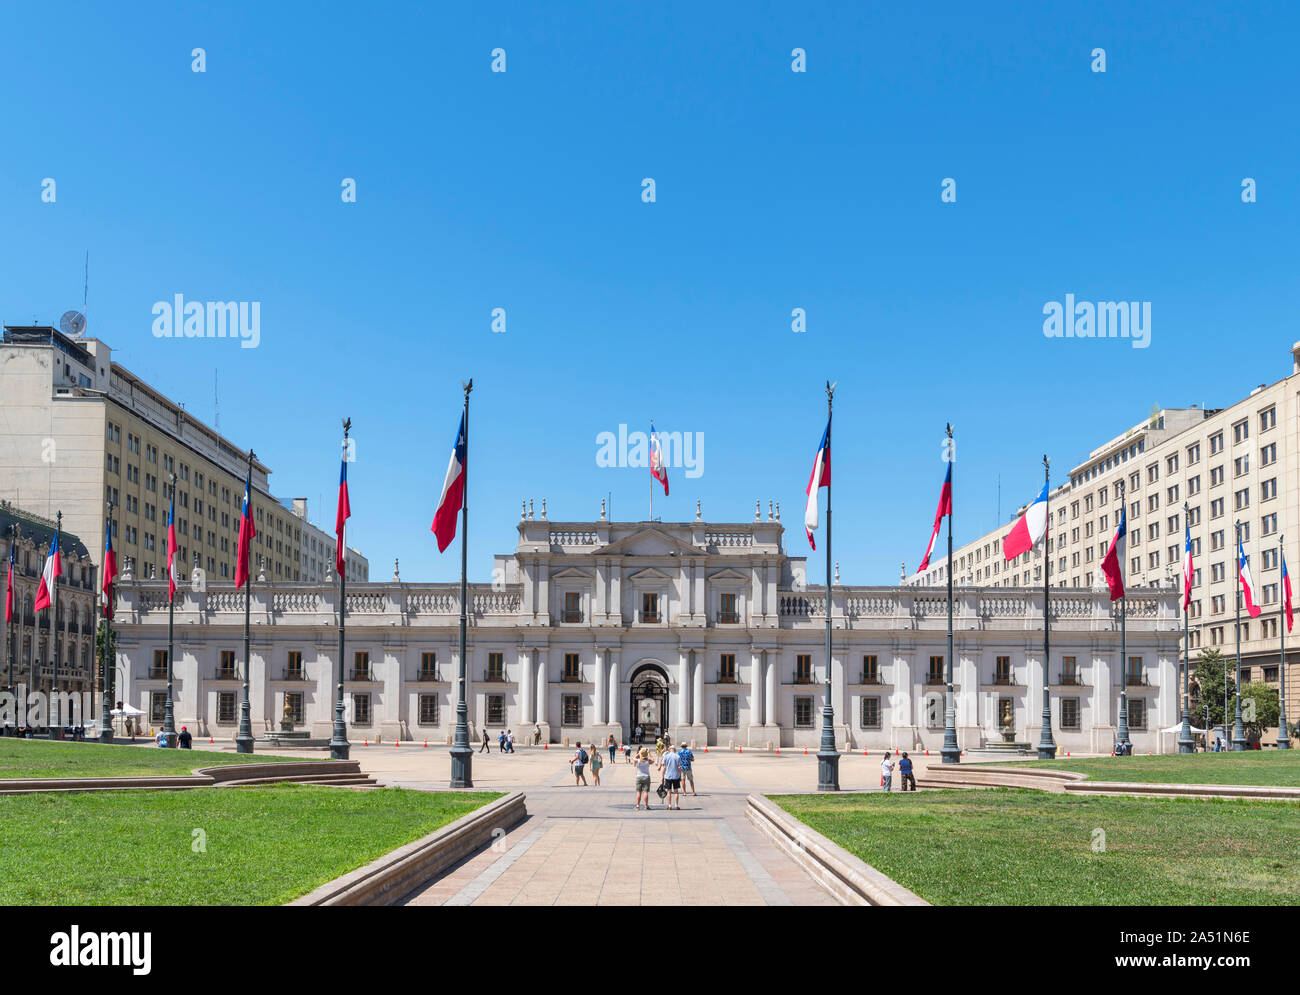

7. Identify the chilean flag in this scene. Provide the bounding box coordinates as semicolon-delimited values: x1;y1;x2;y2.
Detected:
336;451;351;578
803;417;831;550
1238;538;1262;619
432;412;467;553
4;535;14;624
649;423;669;496
1182;521;1194;611
101;523;117;618
918;463;952;572
1100;506;1126;602
1283;552;1293;634
34;532;60;612
1002;482;1049;562
166;491;178;602
235;469;257;588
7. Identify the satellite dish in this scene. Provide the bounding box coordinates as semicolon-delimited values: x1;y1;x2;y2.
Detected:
59;310;86;337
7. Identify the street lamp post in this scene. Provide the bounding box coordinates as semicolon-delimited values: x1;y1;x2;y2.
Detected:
1116;480;1130;753
1178;501;1195;754
235;451;256;755
4;525;15;734
330;418;352;761
1232;520;1247;751
449;382;474;788
99;505;114;742
162;474;178;748
48;511;63;740
941;423;960;765
817;380;840;791
1037;456;1056;760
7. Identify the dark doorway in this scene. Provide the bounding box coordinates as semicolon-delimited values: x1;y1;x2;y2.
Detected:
629;665;668;743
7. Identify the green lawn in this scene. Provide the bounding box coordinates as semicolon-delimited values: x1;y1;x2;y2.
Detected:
0;785;501;905
774;789;1300;905
0;738;310;779
983;750;1300;787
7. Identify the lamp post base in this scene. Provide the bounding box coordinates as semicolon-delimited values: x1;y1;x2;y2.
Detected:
98;726;113;743
1278;734;1291;751
234;735;255;754
1037;743;1056;760
941;747;961;765
816;750;840;791
449;745;474;788
329;741;351;760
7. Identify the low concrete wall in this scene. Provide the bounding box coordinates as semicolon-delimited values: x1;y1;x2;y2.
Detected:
1064;780;1300;801
746;794;929;906
289;791;528;907
0;760;361;795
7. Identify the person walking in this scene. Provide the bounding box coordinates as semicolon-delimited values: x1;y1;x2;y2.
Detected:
590;741;603;785
634;748;653;809
654;736;665;768
661;742;683;809
498;729;507;753
505;729;515;753
635;723;643;744
899;751;916;792
678;742;697;796
479;728;491;753
608;733;617;764
572;742;588;786
177;726;193;749
880;752;894;792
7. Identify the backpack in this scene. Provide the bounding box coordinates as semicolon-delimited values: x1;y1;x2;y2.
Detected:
579;749;588;764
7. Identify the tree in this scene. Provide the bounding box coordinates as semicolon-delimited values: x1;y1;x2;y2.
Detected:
1190;648;1236;729
1240;681;1280;740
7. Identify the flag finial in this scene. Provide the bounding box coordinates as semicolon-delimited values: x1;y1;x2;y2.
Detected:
695;499;701;522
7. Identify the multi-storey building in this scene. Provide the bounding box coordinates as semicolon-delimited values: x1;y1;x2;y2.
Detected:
0;502;97;708
288;498;368;583
0;325;363;589
111;508;1179;752
908;341;1300;736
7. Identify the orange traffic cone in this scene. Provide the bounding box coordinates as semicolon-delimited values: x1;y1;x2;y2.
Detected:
395;737;400;747
925;749;929;756
863;749;868;756
423;739;428;748
704;746;709;753
364;738;368;747
208;736;214;745
543;742;548;750
895;749;900;756
775;747;780;755
738;746;742;754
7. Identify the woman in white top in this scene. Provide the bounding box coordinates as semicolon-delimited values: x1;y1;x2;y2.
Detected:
634;748;654;810
880;754;894;792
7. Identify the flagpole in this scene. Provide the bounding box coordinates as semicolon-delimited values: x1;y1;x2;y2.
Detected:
1117;479;1130;753
330;418;352;761
1232;520;1246;751
235;450;256;755
1280;534;1291;750
4;524;14;730
48;511;62;740
816;380;840;791
99;507;113;742
1178;500;1194;753
163;474;177;747
941;424;960;764
450;380;474;788
1037;457;1056;759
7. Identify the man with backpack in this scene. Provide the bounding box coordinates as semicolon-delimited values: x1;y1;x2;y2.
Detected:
572;742;589;786
898;751;916;791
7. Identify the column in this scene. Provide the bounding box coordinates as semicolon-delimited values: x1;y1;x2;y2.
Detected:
595;561;606;621
693;651;704;725
594;648;606;725
536;652;548;726
677;650;690;727
608;652;619;729
611;563;623;624
765;651;777;726
519;649;533;724
693;562;705;617
750;650;764;728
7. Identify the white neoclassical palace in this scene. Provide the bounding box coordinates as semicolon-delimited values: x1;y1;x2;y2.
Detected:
111;509;1184;753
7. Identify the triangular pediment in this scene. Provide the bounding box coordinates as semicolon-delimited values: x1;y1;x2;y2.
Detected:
550;566;594;582
596;527;700;558
708;567;750;583
627;566;675;583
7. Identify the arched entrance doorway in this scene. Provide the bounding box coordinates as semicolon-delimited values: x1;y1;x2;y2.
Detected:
629;664;669;744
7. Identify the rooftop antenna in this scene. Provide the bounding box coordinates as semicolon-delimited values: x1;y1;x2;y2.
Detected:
214;369;219;431
83;250;88;318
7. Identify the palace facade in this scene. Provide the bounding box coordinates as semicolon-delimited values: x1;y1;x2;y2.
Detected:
111;510;1182;752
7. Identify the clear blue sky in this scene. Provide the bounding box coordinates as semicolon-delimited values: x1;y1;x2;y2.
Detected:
2;1;1296;584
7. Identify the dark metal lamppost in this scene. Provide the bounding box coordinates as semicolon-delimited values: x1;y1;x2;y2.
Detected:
161;473;178;747
1279;533;1291;750
941;423;960;764
1116;479;1131;753
99;505;115;742
235;450;256;755
817;380;840;791
1232;519;1247;751
5;524;16;733
449;381;474;788
1037;457;1056;760
48;511;64;740
1177;500;1195;754
330;418;352;761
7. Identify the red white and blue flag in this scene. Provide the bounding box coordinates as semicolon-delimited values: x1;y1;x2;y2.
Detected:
101;523;117;618
336;449;351;577
1237;537;1262;619
649;423;669;496
1182;520;1194;611
235;469;257;588
4;535;14;624
34;531;61;612
1002;481;1049;562
1283;552;1293;634
803;417;831;550
918;463;952;572
432;412;467;553
167;491;178;602
1100;506;1126;602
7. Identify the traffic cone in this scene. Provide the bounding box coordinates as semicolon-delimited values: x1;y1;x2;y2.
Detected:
925;749;929;756
895;749;900;756
543;742;548;750
423;739;428;748
863;749;868;756
704;746;708;752
363;738;368;747
738;746;742;754
775;747;780;754
803;747;807;755
395;737;400;747
208;736;214;745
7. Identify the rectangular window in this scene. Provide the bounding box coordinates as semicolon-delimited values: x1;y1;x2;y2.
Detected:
1061;698;1081;729
285;692;304;725
795;654;813;684
718;696;738;727
487;651;505;682
1261;442;1277;466
862;654;879;684
1128;699;1147;729
928;656;944;684
562;694;582;726
353;693;371;725
1260;407;1276;432
563;592;582;623
1262;478;1277;501
1233;419;1249;444
1061;656;1079;685
718;592;739;624
1125;656;1144;686
219;649;237;679
563;653;582;682
995;656;1012;685
151;648;168;679
861;697;881;728
419;694;439;725
286;650;303;680
217;692;236;723
487;694;505;726
150;691;166;723
641;593;659;622
718;653;736;683
794;697;814;728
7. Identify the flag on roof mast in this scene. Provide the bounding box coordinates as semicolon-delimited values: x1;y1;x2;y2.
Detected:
1002;481;1049;562
432;412;467;553
34;531;60;612
235;465;257;588
1238;537;1262;619
803;417;831;550
167;489;178;602
336;446;351;577
1100;505;1127;602
101;523;116;618
650;423;669;496
918;463;952;572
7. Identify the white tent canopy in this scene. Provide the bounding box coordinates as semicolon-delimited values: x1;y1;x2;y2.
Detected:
110;704;144;716
1160;722;1207;734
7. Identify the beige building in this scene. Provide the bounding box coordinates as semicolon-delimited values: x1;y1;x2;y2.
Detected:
0;325;363;592
908;340;1300;734
288;497;368;583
